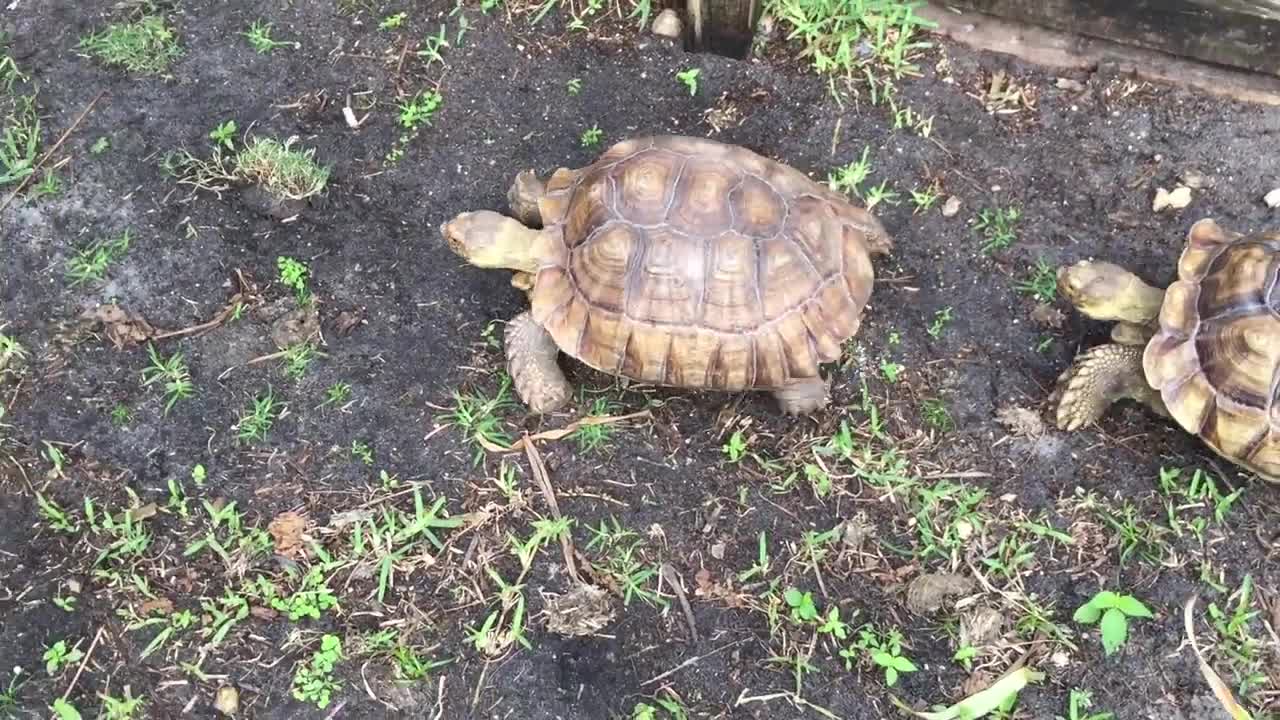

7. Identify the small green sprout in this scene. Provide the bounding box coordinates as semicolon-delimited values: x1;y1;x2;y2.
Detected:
676;68;700;95
1073;590;1154;656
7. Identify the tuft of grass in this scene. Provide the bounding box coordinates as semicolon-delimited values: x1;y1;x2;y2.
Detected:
0;95;40;188
676;68;700;95
78;16;183;75
233;137;330;201
580;124;603;148
973;205;1021;254
235;388;281;444
140;343;194;414
1015;258;1057;302
241;20;298;53
65;229;132;286
765;0;936;82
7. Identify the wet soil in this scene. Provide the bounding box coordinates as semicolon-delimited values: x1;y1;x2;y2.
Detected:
2;1;1279;719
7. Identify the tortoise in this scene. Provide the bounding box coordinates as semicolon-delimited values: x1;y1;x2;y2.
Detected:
1052;217;1280;483
441;134;893;416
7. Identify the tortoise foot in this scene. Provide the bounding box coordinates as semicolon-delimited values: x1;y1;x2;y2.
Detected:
505;311;572;414
773;376;831;416
507;170;546;228
1052;343;1164;431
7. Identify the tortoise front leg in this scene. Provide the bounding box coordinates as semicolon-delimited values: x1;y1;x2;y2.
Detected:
504;311;572;414
507;170;547;228
772;375;831;416
1052;343;1169;431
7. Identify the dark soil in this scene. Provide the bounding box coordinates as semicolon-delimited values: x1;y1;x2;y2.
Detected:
2;1;1279;719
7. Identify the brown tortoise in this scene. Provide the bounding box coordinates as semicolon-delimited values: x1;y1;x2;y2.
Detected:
1053;218;1280;483
441;135;894;415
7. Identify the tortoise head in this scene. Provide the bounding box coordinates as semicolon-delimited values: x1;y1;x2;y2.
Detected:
1057;259;1164;324
441;210;542;273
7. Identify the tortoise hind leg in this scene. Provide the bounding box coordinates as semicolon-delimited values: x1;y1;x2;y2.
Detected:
772;376;832;416
504;311;572;414
507;170;547;228
1052;343;1169;431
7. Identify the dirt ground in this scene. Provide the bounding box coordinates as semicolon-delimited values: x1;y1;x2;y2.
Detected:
2;1;1279;719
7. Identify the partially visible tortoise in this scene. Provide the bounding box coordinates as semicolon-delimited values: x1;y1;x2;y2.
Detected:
1052;217;1280;483
441;135;893;415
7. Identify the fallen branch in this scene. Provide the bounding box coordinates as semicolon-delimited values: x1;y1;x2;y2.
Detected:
0;90;106;214
523;436;580;584
477;409;652;453
1183;594;1254;720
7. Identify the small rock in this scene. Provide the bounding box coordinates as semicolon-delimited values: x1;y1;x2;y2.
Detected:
1152;185;1192;212
1055;77;1086;92
942;195;962;217
710;541;726;560
1265;188;1280;208
1179;169;1214;190
651;9;682;39
213;686;239;716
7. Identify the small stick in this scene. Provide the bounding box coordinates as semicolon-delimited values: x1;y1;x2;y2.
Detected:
659;563;699;643
0;90;106;214
523;436;580;584
61;627;105;701
640;640;743;686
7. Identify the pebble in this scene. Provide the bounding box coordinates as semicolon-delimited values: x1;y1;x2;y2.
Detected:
942;195;962;217
1152;186;1192;212
651;9;682;39
1265;188;1280;208
214;686;239;716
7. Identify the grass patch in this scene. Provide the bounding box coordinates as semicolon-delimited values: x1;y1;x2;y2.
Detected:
234;137;330;201
765;0;935;82
166;134;330;204
78;15;183;75
65;229;132;286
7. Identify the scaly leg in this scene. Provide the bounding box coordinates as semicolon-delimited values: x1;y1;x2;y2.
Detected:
507;170;547;228
1052;343;1168;431
504;311;572;414
772;375;831;416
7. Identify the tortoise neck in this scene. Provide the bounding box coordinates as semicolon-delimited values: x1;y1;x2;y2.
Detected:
1114;274;1166;325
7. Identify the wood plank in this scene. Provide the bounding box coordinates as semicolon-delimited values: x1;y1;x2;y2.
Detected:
944;0;1280;76
684;0;760;57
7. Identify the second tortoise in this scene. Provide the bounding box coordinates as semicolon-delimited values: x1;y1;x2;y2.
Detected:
1053;217;1280;484
442;135;893;415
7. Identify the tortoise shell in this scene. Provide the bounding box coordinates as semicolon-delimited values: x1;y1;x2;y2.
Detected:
1143;219;1280;479
526;135;892;392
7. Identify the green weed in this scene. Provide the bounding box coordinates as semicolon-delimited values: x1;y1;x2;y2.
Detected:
78;16;182;75
676;68;700;95
241;20;298;53
1072;590;1153;656
1015;258;1057;302
65;229;131;286
140;343;194;413
973;206;1021;254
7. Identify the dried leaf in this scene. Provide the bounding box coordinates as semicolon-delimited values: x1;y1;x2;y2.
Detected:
996;406;1044;437
960;606;1006;646
1184;595;1255;720
138;597;175;616
543;582;615;636
267;510;308;559
1030;303;1065;329
80;305;158;349
269;305;320;349
891;666;1044;720
906;572;976;613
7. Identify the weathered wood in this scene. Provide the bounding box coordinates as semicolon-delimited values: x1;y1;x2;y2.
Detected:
685;0;760;57
945;0;1280;76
